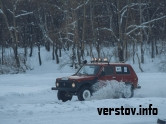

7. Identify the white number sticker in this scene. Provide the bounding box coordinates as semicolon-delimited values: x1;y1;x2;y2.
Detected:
116;66;122;72
124;67;127;72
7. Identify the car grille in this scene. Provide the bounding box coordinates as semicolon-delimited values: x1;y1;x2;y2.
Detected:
59;81;72;88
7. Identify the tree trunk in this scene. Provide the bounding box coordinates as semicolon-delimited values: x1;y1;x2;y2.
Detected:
24;46;27;66
72;44;76;67
67;42;69;51
38;44;42;66
13;45;20;68
52;42;55;60
77;47;81;65
1;45;4;65
89;43;93;57
29;42;33;57
13;11;20;68
72;8;80;65
133;42;135;64
45;41;50;51
117;0;124;62
139;1;144;64
151;40;154;58
96;42;100;58
55;45;59;64
81;0;86;59
155;41;158;55
90;0;95;58
141;41;144;63
24;46;27;57
136;53;144;72
59;46;61;57
124;2;130;61
125;41;128;61
118;46;124;62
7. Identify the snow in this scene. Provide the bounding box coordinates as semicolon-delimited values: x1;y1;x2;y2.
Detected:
0;71;166;124
0;47;166;124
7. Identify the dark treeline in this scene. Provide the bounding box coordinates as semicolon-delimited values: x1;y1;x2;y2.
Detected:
0;0;166;73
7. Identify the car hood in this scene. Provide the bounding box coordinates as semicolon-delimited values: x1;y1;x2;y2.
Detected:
57;75;97;82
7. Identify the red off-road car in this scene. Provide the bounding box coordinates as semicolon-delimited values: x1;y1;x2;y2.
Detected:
52;58;140;102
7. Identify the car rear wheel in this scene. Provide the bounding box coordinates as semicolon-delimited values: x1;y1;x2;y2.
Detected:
122;83;134;98
77;87;92;101
57;91;72;102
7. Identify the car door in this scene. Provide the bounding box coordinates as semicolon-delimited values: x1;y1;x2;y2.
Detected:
114;66;123;82
115;66;131;82
122;66;132;83
98;65;115;82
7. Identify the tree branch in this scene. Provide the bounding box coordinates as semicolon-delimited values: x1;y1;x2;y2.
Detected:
126;15;166;35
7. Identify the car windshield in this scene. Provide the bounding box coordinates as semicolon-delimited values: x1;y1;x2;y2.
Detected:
76;65;101;76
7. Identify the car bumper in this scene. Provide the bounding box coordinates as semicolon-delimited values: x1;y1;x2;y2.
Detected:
137;85;141;89
51;87;78;91
51;87;57;90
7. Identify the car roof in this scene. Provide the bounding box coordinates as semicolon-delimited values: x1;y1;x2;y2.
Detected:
86;63;131;66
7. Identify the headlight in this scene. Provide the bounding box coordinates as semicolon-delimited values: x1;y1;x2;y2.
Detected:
72;82;75;88
56;82;59;87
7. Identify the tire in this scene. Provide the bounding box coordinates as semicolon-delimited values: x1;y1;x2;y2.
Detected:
122;83;134;98
57;91;72;102
77;86;92;101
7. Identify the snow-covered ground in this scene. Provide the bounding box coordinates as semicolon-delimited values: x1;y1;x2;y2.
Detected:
0;71;166;124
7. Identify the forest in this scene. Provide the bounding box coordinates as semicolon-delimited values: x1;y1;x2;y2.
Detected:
0;0;166;74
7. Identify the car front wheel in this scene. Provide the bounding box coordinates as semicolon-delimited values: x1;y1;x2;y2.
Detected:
77;87;92;101
57;91;72;102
